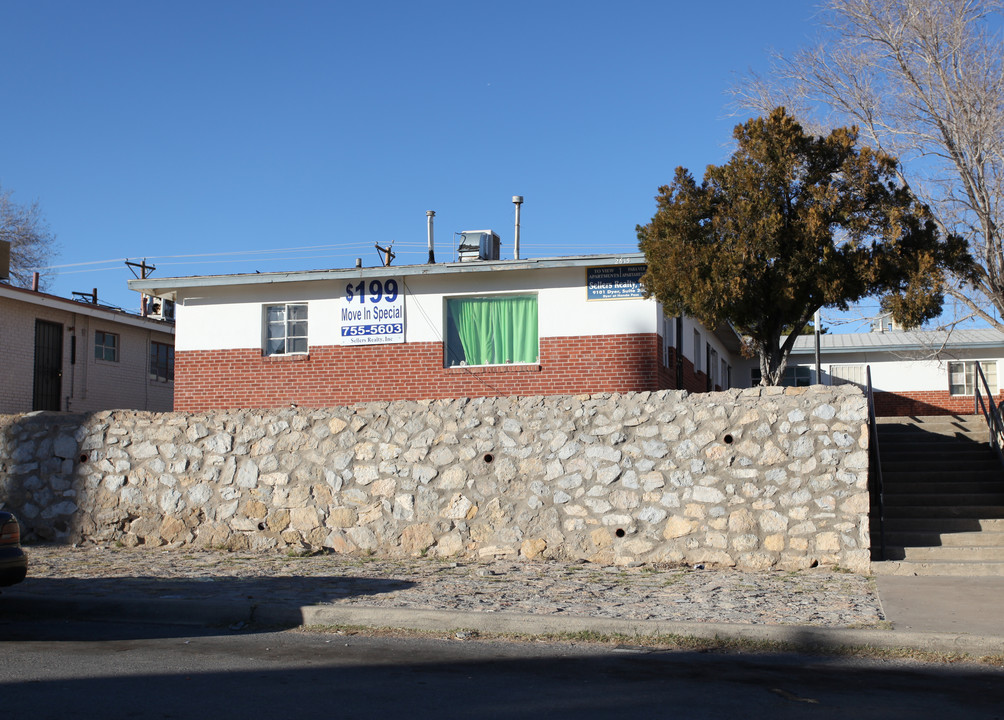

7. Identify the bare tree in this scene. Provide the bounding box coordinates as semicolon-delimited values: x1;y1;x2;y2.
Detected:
0;184;58;288
733;0;1003;329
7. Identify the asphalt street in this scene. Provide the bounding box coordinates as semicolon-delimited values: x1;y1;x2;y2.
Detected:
3;619;1004;720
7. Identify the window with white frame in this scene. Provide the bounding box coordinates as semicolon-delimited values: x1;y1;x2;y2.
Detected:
444;294;538;367
751;365;811;387
94;331;119;362
693;330;701;370
721;359;729;389
264;303;308;356
710;348;718;385
662;315;674;367
948;361;997;396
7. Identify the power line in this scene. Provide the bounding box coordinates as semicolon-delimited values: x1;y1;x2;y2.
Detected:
33;241;426;271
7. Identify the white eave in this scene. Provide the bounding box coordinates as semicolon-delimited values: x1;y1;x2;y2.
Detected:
127;253;648;301
0;282;175;334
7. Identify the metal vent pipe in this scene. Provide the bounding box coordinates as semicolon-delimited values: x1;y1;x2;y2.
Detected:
427;210;436;264
512;196;523;260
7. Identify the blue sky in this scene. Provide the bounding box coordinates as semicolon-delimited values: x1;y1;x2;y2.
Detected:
2;1;845;315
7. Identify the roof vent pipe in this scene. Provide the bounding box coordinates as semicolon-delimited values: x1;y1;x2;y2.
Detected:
512;195;523;260
427;210;436;264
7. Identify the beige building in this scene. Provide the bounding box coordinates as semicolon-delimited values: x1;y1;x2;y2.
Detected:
0;283;175;413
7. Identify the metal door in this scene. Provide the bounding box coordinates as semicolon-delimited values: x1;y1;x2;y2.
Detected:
32;320;63;411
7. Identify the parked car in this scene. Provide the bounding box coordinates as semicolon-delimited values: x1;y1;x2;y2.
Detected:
0;511;27;586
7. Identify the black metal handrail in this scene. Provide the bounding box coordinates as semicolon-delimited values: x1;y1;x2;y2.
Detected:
973;362;1004;469
865;366;886;561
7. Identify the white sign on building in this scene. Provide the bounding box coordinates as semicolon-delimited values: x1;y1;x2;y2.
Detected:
338;277;405;345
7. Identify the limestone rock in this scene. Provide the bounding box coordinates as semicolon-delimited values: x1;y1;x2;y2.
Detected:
520;537;547;559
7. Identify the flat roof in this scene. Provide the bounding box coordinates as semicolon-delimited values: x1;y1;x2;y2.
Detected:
125;252;750;352
127;252;647;299
0;282;175;334
790;328;1004;354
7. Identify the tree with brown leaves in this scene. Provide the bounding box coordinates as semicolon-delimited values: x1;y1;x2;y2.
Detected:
638;108;969;385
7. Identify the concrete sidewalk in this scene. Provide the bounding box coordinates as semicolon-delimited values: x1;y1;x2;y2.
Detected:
2;546;1003;658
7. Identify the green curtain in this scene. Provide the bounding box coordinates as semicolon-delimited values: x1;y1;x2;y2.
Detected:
449;295;537;365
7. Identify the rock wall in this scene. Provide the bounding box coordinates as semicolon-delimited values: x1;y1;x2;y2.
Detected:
0;386;871;572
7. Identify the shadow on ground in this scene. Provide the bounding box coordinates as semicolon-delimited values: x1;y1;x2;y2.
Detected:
2;627;1003;719
0;574;415;639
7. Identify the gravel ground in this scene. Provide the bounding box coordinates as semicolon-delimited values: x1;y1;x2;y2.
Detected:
13;544;886;628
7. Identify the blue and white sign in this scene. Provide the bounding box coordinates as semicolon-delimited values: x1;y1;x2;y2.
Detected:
339;277;405;345
586;265;647;300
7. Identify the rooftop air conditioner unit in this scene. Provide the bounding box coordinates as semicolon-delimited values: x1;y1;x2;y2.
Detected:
457;230;501;262
146;296;175;321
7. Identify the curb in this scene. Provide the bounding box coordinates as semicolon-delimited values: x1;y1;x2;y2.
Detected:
288;605;1004;656
6;593;1004;657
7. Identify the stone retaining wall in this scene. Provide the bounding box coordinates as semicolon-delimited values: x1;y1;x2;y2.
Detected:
0;386;871;572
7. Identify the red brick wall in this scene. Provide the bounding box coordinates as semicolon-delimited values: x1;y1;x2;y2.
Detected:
176;333;676;411
874;389;1004;416
656;347;711;394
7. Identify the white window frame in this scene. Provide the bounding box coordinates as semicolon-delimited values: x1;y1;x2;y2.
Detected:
948;360;997;396
263;303;309;357
693;330;701;370
94;330;119;362
662;315;675;367
443;293;539;368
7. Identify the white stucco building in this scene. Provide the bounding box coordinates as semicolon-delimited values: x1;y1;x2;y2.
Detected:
129;252;743;411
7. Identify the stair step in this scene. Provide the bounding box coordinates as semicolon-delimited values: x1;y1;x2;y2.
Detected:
883;494;1004;508
877;437;991;448
878;460;1001;473
870;560;1004;577
879;421;987;431
874;530;1004;548
881;481;1004;493
879;446;996;459
871;416;1004;574
882;545;1004;562
876;415;989;428
883;441;991;451
882;505;1004;519
880;472;1003;485
878;517;1004;533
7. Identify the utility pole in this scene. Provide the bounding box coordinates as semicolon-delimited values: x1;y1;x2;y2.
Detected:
126;258;156;280
814;309;821;384
374;243;395;267
126;259;156;315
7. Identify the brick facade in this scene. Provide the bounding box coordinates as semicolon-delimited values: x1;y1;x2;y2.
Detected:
873;389;1004;417
175;333;676;411
657;347;711;395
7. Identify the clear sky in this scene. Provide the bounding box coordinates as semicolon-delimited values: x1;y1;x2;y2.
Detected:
2;1;830;314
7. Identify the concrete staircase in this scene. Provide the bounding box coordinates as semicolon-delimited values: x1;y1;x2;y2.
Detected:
871;415;1004;576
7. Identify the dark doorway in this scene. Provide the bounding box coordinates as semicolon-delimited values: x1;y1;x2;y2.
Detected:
705;342;712;392
674;317;683;389
33;320;63;411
